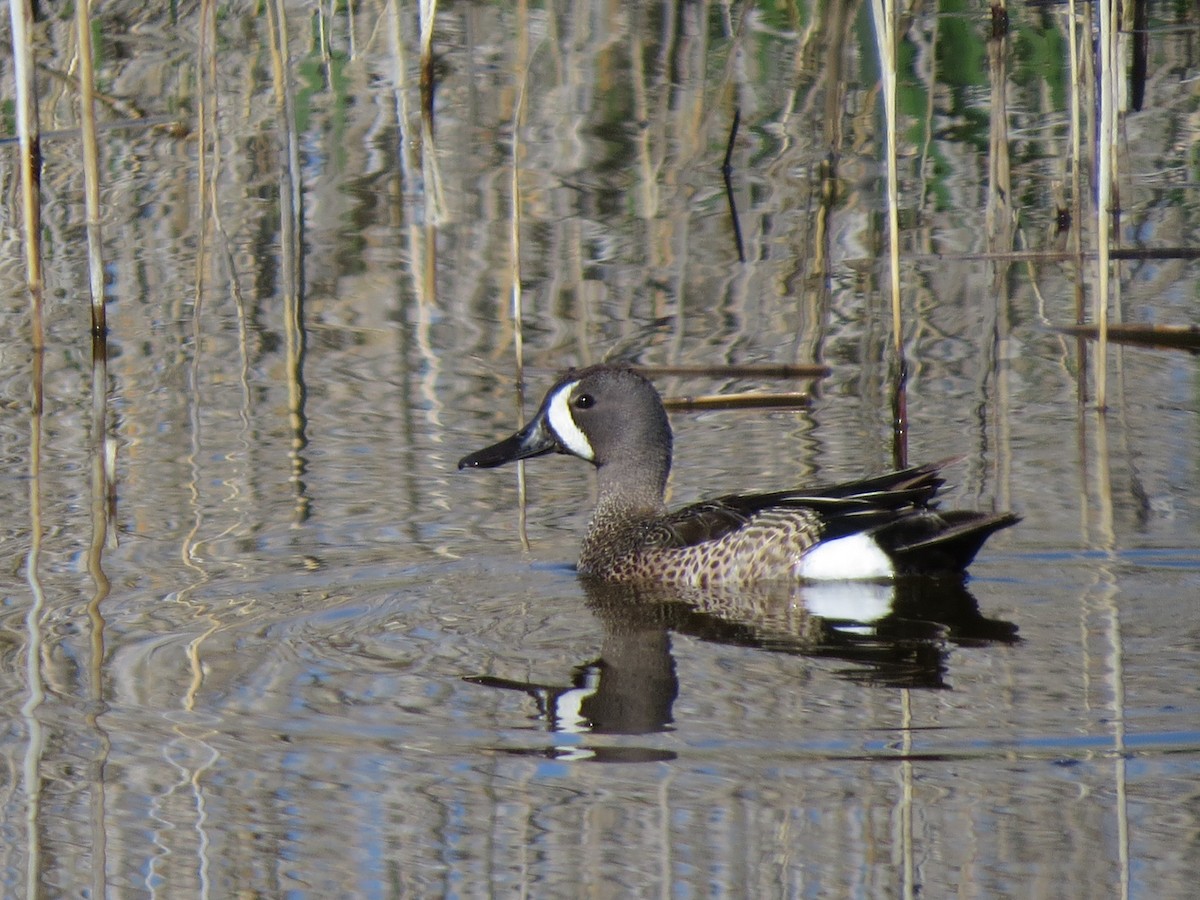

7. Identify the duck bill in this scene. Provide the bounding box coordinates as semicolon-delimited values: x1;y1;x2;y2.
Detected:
458;416;559;469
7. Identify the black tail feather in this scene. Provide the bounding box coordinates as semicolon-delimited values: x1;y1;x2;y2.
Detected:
877;511;1021;576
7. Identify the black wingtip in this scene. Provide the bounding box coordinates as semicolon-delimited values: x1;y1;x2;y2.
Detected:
886;511;1021;575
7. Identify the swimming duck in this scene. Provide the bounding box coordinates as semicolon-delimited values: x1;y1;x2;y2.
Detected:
459;365;1018;585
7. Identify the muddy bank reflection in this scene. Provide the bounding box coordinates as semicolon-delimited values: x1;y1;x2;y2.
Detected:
468;577;1017;757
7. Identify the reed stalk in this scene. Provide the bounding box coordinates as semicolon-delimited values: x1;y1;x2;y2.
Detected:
77;7;113;889
419;0;437;126
8;0;44;350
1067;0;1089;399
869;0;907;467
1095;0;1117;410
75;0;106;336
510;0;530;548
869;0;902;360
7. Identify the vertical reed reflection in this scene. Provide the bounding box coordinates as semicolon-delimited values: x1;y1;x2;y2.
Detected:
178;0;219;714
803;1;851;273
22;342;46;900
10;0;48;891
1088;407;1131;897
79;3;114;884
86;332;113;900
721;108;745;263
986;0;1015;514
268;0;312;524
898;688;915;900
387;0;443;546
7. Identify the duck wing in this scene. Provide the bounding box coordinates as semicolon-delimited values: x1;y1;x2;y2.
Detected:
640;460;952;550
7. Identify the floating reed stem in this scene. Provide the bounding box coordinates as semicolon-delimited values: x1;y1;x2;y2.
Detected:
662;392;811;412
634;363;829;380
1054;323;1200;354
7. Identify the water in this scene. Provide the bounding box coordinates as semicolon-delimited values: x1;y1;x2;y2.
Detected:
1;2;1198;896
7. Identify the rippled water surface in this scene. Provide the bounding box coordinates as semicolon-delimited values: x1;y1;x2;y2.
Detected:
2;2;1200;897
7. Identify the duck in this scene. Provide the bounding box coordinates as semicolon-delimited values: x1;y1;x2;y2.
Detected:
458;364;1018;586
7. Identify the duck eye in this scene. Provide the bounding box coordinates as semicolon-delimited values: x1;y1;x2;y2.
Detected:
574;393;595;409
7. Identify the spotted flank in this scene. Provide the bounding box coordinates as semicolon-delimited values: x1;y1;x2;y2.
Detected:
459;364;1019;586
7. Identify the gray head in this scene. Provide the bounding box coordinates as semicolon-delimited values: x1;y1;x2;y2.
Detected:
459;365;674;512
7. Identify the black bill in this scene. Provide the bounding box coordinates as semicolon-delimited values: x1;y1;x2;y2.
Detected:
458;415;559;469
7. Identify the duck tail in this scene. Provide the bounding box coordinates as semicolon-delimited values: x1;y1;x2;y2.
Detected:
882;511;1021;576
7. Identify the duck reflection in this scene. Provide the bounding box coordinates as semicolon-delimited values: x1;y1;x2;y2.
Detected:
467;578;1017;748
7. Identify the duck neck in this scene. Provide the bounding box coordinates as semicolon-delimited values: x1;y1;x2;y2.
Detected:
579;456;668;577
592;449;670;521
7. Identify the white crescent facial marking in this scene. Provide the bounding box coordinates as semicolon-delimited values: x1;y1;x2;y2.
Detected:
546;380;594;460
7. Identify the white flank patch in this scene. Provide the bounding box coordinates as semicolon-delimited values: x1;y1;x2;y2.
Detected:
546;381;595;460
794;533;894;581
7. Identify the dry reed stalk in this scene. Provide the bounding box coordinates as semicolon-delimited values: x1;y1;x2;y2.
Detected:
1066;0;1090;399
8;0;44;351
419;0;437;125
194;0;216;298
1096;0;1118;410
869;0;902;360
75;0;106;336
510;0;531;548
76;13;115;880
869;0;908;468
